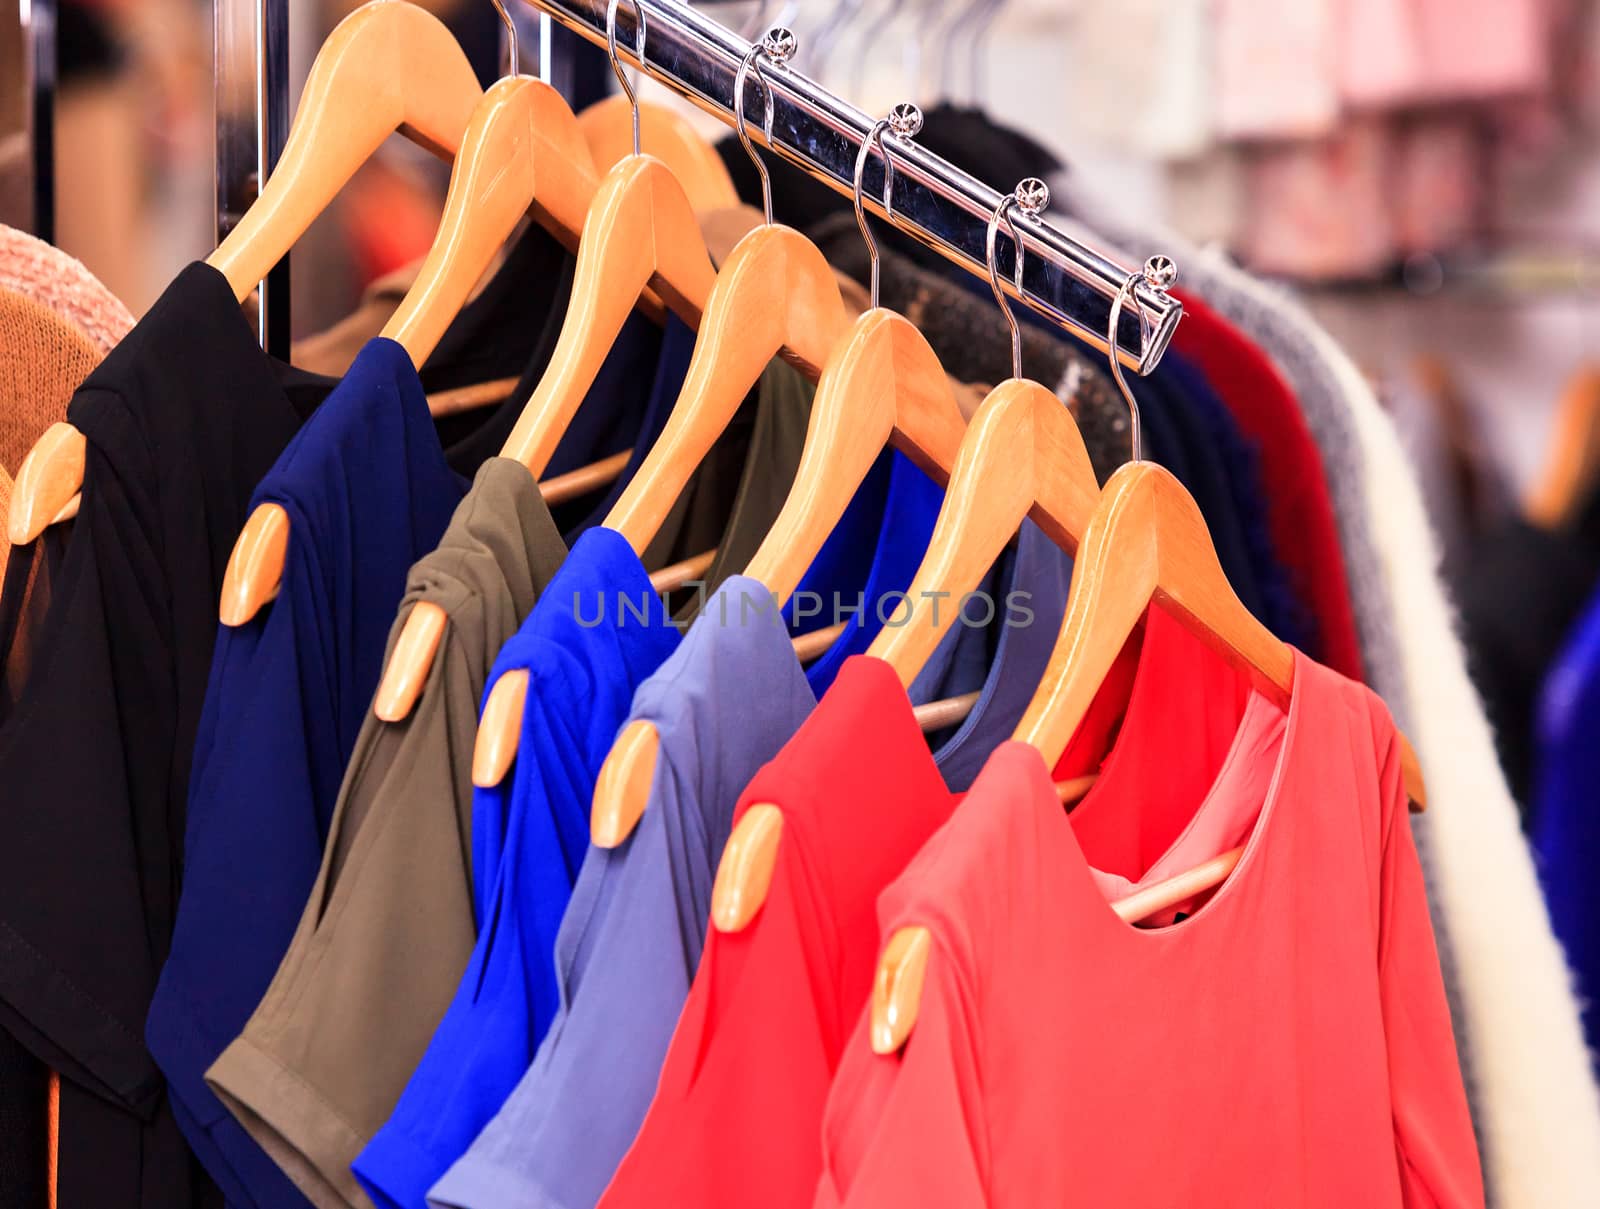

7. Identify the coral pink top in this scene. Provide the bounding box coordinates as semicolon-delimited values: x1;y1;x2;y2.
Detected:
815;648;1482;1209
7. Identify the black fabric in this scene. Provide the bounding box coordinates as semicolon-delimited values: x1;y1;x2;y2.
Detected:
420;221;573;408
1460;493;1600;813
0;262;308;1209
0;1028;47;1209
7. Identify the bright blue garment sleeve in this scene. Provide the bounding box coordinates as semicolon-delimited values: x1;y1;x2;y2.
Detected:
800;451;943;695
146;338;467;1207
428;577;816;1209
1531;587;1600;1075
353;528;682;1209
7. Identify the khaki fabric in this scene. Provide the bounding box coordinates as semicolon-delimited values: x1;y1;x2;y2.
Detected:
207;460;566;1209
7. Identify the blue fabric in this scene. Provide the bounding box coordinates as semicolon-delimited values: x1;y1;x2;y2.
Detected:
147;338;467;1208
783;449;894;637
427;578;817;1209
536;310;663;540
922;520;1073;791
561;315;695;541
799;451;944;696
353;529;682;1209
1531;586;1600;1075
1161;353;1311;652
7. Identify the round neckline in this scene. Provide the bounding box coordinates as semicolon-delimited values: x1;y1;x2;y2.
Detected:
1058;650;1304;945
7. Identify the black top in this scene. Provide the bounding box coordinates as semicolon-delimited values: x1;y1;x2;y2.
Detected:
0;262;314;1209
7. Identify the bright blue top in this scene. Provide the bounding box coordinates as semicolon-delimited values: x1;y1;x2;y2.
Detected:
146;338;467;1208
352;528;682;1209
1531;585;1600;1076
427;577;816;1209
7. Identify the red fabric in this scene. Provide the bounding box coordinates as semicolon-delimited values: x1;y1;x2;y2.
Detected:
1170;287;1367;682
596;656;958;1209
815;648;1482;1209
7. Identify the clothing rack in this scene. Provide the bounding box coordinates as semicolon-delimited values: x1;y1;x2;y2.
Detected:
520;0;1183;373
215;0;292;358
210;0;555;360
207;0;1181;371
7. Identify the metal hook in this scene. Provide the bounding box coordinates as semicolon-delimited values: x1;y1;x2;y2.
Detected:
986;177;1049;381
1106;254;1176;463
734;28;796;226
852;102;923;308
605;0;648;157
489;0;518;78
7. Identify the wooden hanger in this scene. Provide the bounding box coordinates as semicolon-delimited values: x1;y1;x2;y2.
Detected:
574;39;835;828
700;340;969;921
380;148;718;723
496;0;718;478
868;460;1429;1053
1526;364;1600;529
494;155;716;476
219;61;600;628
587;108;966;848
8;0;482;546
376;6;719;725
486;33;852;805
706;379;1096;929
579;95;739;214
885;255;1426;1055
1010;457;1425;802
707;180;1087;927
698;120;973;907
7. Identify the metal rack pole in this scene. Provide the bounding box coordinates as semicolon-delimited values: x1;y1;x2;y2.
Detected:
520;0;1180;372
215;0;290;358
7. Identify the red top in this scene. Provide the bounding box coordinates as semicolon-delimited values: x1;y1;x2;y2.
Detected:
597;654;958;1209
815;650;1482;1209
1172;288;1367;682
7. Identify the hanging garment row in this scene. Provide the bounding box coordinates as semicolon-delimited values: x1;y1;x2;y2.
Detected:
1;2;1597;1208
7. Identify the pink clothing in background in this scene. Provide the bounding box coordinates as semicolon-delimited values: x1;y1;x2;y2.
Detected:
1214;0;1340;140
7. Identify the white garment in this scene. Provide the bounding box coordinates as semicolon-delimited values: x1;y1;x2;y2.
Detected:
1318;314;1600;1209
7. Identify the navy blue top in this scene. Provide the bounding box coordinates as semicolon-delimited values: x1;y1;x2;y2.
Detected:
146;338;468;1207
542;312;674;540
353;529;682;1209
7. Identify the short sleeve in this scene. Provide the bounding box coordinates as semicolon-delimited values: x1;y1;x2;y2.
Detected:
815;938;987;1209
597;814;837;1209
1378;798;1484;1209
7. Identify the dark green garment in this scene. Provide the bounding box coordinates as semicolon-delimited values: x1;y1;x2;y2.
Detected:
644;358;815;621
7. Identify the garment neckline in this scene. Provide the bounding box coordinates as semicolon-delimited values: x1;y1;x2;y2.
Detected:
1048;647;1306;943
